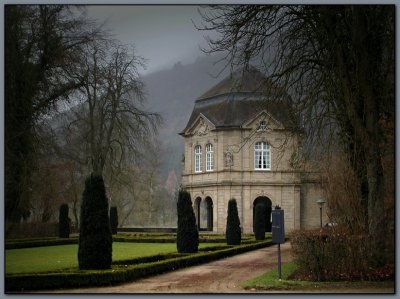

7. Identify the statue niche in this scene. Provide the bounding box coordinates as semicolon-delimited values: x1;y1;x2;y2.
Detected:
225;151;233;167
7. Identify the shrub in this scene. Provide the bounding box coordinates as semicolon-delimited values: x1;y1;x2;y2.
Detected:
254;204;266;240
176;189;198;253
78;174;112;270
291;228;372;281
226;199;241;245
58;204;70;238
110;206;118;235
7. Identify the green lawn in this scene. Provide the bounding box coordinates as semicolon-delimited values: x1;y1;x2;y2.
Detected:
6;242;221;274
242;261;305;290
242;262;395;292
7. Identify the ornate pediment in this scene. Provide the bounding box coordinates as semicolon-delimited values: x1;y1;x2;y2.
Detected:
243;110;284;131
187;114;215;136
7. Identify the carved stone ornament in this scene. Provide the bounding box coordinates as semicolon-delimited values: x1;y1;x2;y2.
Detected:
195;118;209;136
256;120;272;133
225;151;234;167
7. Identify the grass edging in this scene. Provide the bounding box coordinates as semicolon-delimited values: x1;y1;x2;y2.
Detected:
6;240;272;292
242;261;304;290
242;262;395;292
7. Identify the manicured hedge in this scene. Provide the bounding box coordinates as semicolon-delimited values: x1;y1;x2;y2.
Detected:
5;238;79;249
176;189;198;253
78;174;112;270
226;199;241;245
111;252;183;266
112;237;176;243
58;204;70;238
110;206;118;235
113;236;232;244
6;240;273;292
6;235;261;250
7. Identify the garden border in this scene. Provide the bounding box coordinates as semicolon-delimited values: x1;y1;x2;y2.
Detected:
6;235;257;249
6;240;272;292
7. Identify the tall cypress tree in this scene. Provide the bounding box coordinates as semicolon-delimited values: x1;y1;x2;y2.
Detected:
176;189;198;253
78;174;112;269
110;206;118;235
226;199;241;245
58;203;70;238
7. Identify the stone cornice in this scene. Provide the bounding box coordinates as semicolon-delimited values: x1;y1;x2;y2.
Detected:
182;169;305;175
182;180;302;188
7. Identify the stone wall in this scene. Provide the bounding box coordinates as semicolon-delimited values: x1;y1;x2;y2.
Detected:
186;183;301;233
182;116;321;234
300;181;327;229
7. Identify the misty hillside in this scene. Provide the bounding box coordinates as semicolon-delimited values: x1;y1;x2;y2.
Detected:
142;55;230;182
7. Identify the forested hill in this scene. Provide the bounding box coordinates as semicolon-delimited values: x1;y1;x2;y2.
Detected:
142;54;230;181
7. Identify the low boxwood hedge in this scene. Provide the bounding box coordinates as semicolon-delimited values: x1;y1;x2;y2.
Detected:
6;238;79;249
6;235;261;250
111;245;231;266
6;240;273;292
6;236;180;249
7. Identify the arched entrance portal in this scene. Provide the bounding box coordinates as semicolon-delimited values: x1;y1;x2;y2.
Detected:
205;197;213;231
194;197;201;230
194;197;213;231
253;196;272;232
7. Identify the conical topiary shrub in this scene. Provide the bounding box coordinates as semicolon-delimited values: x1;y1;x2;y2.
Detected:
58;203;70;238
78;174;112;269
254;204;266;240
226;198;241;245
110;206;118;235
176;189;199;253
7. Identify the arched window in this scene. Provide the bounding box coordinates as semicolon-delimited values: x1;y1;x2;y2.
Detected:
194;145;202;172
254;141;271;170
206;143;214;171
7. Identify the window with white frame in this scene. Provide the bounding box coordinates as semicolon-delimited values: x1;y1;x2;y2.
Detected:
254;141;271;170
206;143;214;171
194;145;202;172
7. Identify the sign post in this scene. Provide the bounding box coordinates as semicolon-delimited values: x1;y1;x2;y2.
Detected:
271;207;285;280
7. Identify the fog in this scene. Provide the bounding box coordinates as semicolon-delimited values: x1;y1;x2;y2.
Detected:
86;5;217;75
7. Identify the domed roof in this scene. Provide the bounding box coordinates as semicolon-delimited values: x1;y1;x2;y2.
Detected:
197;66;273;100
180;67;299;135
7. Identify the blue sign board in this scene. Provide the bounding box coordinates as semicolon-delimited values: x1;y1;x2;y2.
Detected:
271;209;285;244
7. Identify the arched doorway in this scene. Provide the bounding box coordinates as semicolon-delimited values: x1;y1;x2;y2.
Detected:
194;197;201;230
204;197;213;231
253;196;272;232
194;197;214;232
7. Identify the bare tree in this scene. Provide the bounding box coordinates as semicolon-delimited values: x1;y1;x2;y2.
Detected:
37;37;162;229
5;5;106;224
68;41;161;176
108;138;166;227
45;40;162;227
198;5;394;265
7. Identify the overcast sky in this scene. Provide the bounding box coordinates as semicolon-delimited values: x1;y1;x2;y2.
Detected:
86;5;217;75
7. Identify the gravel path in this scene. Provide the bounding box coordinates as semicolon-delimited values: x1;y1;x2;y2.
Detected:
44;242;293;294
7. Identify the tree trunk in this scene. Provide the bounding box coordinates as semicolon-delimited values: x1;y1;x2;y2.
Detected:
366;151;386;265
364;90;386;266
